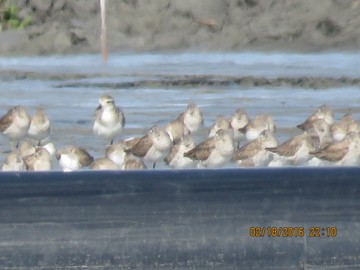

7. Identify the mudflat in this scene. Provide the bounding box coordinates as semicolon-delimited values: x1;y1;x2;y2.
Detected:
1;0;360;56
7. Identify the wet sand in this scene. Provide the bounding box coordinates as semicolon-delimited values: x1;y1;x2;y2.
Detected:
0;52;359;170
1;0;360;56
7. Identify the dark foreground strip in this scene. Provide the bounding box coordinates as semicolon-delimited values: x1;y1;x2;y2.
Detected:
0;167;359;269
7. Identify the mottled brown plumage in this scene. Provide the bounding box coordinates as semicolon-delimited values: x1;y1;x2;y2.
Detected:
266;134;309;157
233;141;262;160
125;134;152;157
23;147;52;171
0;108;14;132
91;157;119;170
164;144;180;165
56;146;94;171
123;154;147;170
0;106;31;149
297;105;334;131
184;137;215;161
165;118;189;143
310;140;349;162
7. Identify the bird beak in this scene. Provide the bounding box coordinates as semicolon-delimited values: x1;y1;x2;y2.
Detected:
96;104;102;111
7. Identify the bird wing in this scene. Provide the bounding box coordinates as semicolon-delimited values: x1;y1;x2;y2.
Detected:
184;137;214;161
0;108;14;132
266;137;300;157
126;135;152;157
233;141;261;160
75;148;94;167
116;107;125;127
94;105;102;121
310;141;348;162
176;112;185;122
124;137;142;149
164;144;180;165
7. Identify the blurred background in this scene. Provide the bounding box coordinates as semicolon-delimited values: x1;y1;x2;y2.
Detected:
1;0;360;55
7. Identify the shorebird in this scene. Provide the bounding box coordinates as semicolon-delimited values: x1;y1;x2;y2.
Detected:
42;142;56;156
233;130;278;167
93;95;125;145
28;108;51;146
310;132;360;166
348;119;360;134
125;126;172;169
2;151;26;171
266;133;313;166
23;147;52;171
239;114;275;141
18;139;36;158
106;140;147;169
165;135;196;169
184;129;235;168
56;146;94;172
177;102;204;134
91;157;119;170
331;114;360;141
122;153;147;170
105;141;127;167
306;119;333;151
18;140;55;160
164;118;190;143
0;106;31;149
230;109;250;148
208;115;232;137
297;105;334;131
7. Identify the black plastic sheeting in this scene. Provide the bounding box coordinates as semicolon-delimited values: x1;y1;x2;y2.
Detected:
0;167;359;269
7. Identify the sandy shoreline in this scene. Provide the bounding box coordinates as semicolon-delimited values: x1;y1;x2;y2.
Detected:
1;0;360;56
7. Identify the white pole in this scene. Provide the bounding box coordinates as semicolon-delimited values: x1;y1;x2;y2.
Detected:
100;0;107;63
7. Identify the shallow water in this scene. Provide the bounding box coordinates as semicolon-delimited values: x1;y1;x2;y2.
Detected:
0;52;359;170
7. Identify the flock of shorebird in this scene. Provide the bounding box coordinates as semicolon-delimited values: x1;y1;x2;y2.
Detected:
0;94;359;171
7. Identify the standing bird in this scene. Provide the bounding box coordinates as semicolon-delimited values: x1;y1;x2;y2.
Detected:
266;133;313;166
331;114;359;141
208;115;232;137
105;141;128;167
23;147;52;171
306;119;333;151
125;126;172;169
231;109;250;148
164;118;190;143
0;106;31;150
239;115;275;141
28;108;51;146
56;146;94;172
310;132;360;166
165;135;196;169
177;102;204;134
233;130;278;167
93;95;125;145
184;129;235;168
297;105;334;131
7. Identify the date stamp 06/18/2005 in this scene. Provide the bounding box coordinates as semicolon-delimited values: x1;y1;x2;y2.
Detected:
249;227;337;238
